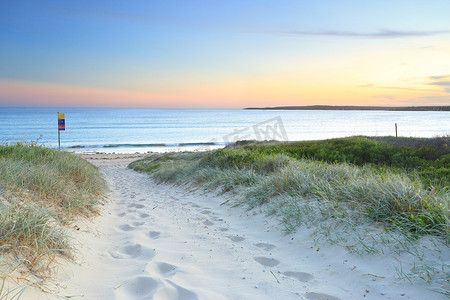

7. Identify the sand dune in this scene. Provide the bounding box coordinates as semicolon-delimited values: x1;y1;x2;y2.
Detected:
20;153;447;300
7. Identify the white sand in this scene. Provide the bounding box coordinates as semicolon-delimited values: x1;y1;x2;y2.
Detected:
15;153;448;300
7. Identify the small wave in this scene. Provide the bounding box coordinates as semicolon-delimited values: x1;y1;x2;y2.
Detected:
104;143;167;148
103;142;225;148
65;142;226;150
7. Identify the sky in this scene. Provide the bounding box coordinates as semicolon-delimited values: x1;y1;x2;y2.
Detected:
1;0;450;108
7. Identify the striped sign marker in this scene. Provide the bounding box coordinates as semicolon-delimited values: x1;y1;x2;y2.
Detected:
58;112;65;151
58;113;65;131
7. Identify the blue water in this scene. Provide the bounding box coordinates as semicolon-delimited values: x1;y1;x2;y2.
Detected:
0;108;449;153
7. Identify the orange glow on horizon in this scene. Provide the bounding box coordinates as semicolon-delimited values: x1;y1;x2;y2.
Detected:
0;76;447;108
0;79;240;108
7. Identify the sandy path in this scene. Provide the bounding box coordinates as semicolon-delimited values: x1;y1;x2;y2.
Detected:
73;155;311;299
23;154;447;300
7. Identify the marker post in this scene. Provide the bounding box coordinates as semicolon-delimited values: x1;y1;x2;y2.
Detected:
58;112;65;151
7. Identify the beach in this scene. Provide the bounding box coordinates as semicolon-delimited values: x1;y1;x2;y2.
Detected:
12;153;445;300
2;1;450;298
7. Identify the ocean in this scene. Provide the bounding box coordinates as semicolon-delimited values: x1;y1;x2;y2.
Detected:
1;107;449;153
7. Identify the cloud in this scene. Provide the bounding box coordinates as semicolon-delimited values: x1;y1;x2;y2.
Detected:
429;75;450;80
426;75;450;93
378;86;438;92
429;81;450;87
359;83;437;92
263;29;450;39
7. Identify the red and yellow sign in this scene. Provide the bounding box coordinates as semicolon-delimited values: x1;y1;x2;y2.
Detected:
58;113;65;131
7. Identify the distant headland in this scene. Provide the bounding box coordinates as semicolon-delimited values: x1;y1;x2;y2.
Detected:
244;105;450;111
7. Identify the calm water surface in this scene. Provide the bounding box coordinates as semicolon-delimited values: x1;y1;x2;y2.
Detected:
0;108;448;153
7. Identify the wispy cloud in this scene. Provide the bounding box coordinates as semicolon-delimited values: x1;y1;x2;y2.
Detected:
429;75;450;80
427;75;450;93
378;86;439;92
429;81;450;87
263;29;450;39
358;83;438;92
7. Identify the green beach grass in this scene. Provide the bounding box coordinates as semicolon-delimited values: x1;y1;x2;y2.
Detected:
0;143;105;296
130;136;449;240
129;136;449;292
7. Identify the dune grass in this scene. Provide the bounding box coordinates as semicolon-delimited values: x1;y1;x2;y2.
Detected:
230;135;450;187
130;136;449;290
0;143;105;295
130;136;449;241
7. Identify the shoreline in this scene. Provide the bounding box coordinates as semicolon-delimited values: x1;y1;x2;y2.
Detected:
67;145;225;155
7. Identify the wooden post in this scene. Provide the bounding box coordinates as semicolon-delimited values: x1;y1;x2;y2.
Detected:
395;123;398;137
58;112;61;151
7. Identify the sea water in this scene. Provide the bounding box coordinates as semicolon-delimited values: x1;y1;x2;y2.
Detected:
0;107;449;153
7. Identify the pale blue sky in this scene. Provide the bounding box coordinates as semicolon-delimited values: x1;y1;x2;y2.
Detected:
1;0;449;107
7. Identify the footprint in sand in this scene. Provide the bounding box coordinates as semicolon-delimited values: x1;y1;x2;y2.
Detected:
254;243;276;251
191;204;201;208
304;292;342;300
200;210;211;214
137;212;150;218
117;224;136;232
109;243;155;260
154;280;199;300
283;271;314;282
156;262;177;277
227;235;245;242
148;231;161;239
254;257;280;267
116;276;160;299
130;221;145;227
218;227;229;232
109;243;142;259
203;220;214;226
128;203;145;209
116;221;144;232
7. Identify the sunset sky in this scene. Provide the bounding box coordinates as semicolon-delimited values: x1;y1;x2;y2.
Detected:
1;0;450;108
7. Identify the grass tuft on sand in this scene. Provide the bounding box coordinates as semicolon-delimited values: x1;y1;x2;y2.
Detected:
0;143;105;295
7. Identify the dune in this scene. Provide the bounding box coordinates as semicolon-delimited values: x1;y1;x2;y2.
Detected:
18;153;448;300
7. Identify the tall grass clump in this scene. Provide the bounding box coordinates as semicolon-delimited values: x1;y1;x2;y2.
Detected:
130;139;449;241
231;135;450;187
0;142;105;287
130;138;449;290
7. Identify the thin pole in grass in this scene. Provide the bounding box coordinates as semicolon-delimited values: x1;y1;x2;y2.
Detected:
58;126;60;151
395;123;398;137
